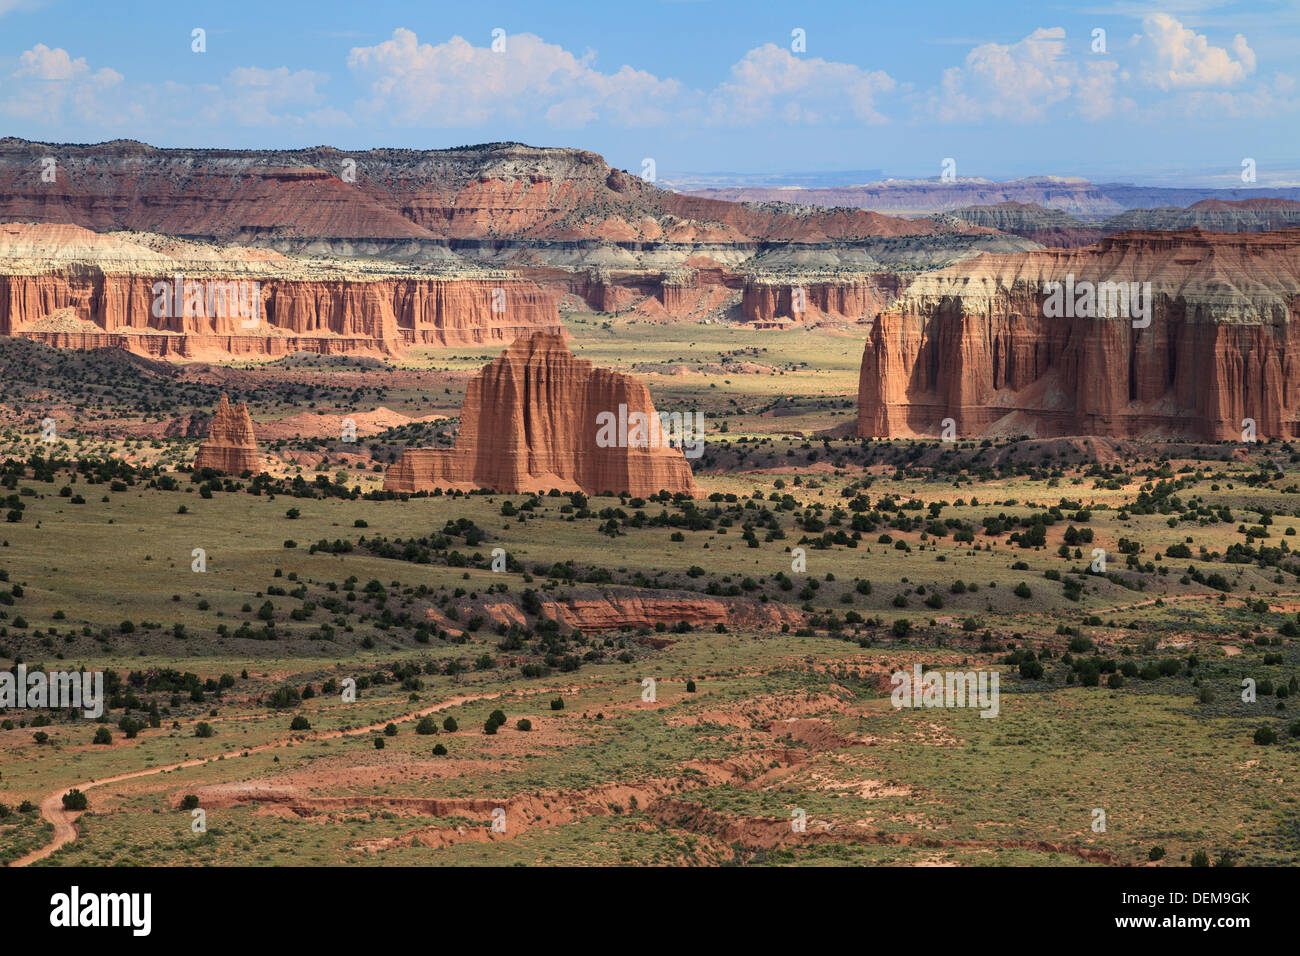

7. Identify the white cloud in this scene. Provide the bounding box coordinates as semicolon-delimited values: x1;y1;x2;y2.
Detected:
929;28;1076;122
2;20;1289;141
199;66;331;127
347;30;895;129
3;43;126;124
347;29;687;128
1138;13;1255;89
706;44;895;125
2;44;332;131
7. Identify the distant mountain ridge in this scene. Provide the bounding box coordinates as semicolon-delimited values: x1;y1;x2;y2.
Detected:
685;178;1300;218
947;198;1300;247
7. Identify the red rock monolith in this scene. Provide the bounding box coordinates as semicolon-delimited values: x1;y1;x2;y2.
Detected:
385;332;698;497
194;393;261;474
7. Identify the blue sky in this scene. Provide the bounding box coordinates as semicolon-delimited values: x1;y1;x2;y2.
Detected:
1;0;1296;185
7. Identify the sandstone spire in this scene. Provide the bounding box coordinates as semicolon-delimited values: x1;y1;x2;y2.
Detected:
385;332;698;497
194;393;261;475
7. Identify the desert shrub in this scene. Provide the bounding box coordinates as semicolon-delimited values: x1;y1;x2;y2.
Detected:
180;795;199;811
443;716;458;732
432;743;448;756
550;698;564;710
1254;725;1278;745
290;715;311;731
516;718;532;731
194;722;214;738
62;789;88;811
416;717;438;735
92;727;112;745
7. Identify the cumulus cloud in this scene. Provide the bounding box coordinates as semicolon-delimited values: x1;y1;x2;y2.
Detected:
925;15;1271;123
2;43;126;124
929;28;1076;122
3;20;1289;141
706;44;895;125
1;44;334;132
347;29;896;129
1138;13;1255;89
347;29;688;128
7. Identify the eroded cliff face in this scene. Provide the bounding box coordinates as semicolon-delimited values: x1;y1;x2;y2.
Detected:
741;276;901;325
0;140;946;244
194;393;261;474
385;332;698;497
857;229;1300;441
0;140;1036;280
0;223;562;358
539;588;804;633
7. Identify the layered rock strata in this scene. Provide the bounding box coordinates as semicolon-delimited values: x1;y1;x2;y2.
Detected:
741;275;901;325
194;393;261;474
857;229;1300;441
384;332;698;496
0;223;562;358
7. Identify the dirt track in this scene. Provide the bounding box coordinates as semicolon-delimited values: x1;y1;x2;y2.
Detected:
9;689;513;867
11;673;1121;867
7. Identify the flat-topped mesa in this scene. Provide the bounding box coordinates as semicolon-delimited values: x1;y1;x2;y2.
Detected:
0;222;562;358
385;332;699;497
194;393;261;475
857;228;1300;442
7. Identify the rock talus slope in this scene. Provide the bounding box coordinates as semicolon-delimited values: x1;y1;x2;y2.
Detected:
194;393;261;474
857;229;1300;441
385;332;698;497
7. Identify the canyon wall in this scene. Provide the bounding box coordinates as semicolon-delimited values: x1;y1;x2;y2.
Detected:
0;224;562;358
385;332;698;497
0;271;562;357
857;229;1300;441
741;276;901;325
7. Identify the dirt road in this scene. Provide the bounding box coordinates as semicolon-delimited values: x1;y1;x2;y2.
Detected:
9;688;513;867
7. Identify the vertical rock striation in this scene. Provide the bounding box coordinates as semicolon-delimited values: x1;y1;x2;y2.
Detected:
385;332;698;497
857;229;1300;441
194;393;261;474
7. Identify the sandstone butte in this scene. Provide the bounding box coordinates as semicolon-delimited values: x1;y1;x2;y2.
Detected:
857;228;1300;442
385;332;698;497
194;393;261;475
0;223;562;359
